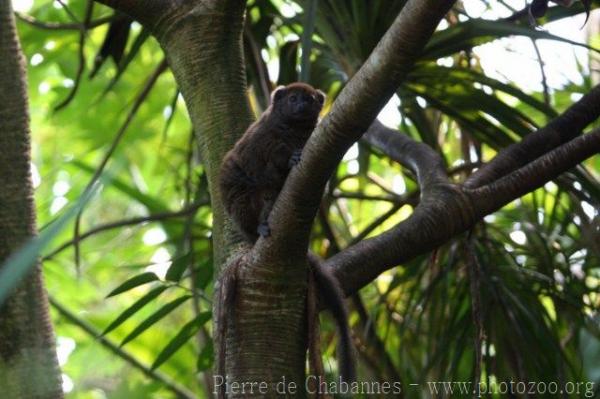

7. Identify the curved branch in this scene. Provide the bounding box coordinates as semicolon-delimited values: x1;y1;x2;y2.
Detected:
263;0;457;260
72;59;168;269
465;83;600;188
328;182;474;295
328;129;600;295
363;120;448;189
15;12;115;30
92;0;170;29
54;0;94;111
44;201;206;260
93;0;245;33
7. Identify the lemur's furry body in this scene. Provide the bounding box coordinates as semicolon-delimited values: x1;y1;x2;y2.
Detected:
220;82;324;241
218;83;355;391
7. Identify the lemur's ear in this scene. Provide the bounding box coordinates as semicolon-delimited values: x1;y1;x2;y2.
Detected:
316;90;326;105
271;86;287;103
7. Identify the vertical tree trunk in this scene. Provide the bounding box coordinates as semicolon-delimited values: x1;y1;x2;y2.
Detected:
149;4;310;394
0;1;64;398
96;0;312;392
152;3;254;266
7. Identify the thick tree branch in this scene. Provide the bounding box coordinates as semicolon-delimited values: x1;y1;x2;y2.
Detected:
263;0;457;260
92;0;251;267
465;84;600;188
92;0;165;26
326;183;473;295
363;120;448;189
327;127;599;295
471;129;600;216
93;0;244;33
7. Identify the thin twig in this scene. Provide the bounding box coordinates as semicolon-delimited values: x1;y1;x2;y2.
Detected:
55;0;80;23
243;27;270;107
15;12;115;30
447;161;482;176
71;59;169;271
349;191;419;246
331;191;405;204
531;38;551;107
54;0;94;111
44;201;205;260
465;234;484;392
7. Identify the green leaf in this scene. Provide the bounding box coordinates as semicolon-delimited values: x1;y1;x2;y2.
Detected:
278;40;299;85
161;89;180;138
106;272;159;298
120;295;192;346
195;257;214;290
197;340;214;372
165;253;192;282
102;27;152;95
151;311;212;370
423;19;599;60
101;286;168;336
409;65;557;118
69;160;168;214
299;0;317;82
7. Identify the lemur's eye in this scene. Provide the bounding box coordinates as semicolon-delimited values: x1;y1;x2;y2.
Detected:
289;94;298;103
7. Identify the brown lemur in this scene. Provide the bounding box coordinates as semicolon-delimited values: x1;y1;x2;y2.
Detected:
218;82;356;386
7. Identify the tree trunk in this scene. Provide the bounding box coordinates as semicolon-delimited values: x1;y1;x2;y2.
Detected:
152;3;254;266
0;1;64;398
141;2;311;395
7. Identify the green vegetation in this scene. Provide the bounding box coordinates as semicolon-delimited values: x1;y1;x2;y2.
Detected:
1;0;598;397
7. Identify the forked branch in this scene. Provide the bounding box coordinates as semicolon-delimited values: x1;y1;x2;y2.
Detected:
363;120;448;189
327;127;600;295
264;0;457;260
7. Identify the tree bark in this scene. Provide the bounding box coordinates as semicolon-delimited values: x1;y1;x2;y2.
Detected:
0;1;64;397
142;0;253;267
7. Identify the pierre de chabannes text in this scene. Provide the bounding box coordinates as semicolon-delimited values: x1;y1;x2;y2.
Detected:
213;376;596;397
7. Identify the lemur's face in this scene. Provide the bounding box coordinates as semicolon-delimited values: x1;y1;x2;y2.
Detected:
272;83;325;122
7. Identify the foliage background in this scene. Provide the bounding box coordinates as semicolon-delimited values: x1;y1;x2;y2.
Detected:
10;0;600;397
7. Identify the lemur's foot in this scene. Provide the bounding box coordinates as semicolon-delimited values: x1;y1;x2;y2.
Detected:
288;149;302;167
257;222;271;238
